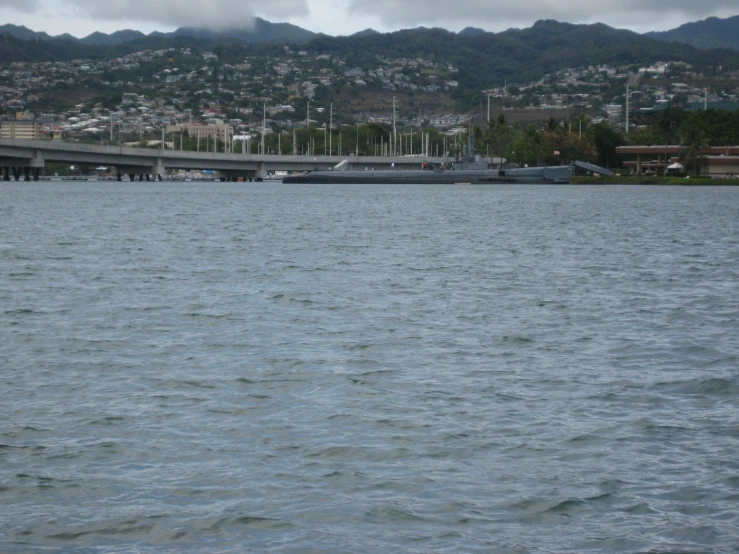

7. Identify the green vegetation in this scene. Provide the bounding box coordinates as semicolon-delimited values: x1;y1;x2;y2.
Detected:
645;15;739;51
3;19;739;90
631;108;739;146
307;20;739;105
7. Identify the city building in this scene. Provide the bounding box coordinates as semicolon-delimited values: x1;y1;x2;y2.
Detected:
0;120;40;140
166;123;232;143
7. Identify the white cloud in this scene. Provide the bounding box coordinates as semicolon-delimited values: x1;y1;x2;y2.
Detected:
0;0;38;11
0;0;737;36
4;0;310;30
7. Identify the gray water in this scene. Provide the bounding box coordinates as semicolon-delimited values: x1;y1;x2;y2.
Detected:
1;182;738;553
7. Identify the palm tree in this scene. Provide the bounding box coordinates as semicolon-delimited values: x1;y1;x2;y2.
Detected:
681;126;708;176
473;125;484;155
573;113;590;138
654;107;686;145
487;114;512;169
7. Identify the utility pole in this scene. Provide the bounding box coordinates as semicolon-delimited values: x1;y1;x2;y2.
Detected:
306;101;310;156
392;96;397;157
626;83;630;134
487;93;491;124
329;103;333;156
262;103;266;155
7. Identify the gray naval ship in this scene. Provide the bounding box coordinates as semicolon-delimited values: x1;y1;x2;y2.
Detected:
283;136;612;185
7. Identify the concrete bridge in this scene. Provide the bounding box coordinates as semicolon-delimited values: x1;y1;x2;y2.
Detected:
0;139;444;181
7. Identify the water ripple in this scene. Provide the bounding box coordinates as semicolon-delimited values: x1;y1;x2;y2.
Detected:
1;182;738;552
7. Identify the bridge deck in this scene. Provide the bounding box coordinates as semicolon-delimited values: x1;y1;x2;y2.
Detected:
0;138;444;176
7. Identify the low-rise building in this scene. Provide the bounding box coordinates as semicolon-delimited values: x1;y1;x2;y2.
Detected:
617;145;739;176
166;123;232;143
0;120;40;140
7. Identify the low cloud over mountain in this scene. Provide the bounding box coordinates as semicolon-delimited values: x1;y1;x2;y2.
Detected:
0;0;309;29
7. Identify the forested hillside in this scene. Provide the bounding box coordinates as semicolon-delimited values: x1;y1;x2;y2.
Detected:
646;16;739;51
2;19;738;93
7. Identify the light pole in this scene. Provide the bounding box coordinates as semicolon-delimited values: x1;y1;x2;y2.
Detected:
392;96;396;157
262;102;266;155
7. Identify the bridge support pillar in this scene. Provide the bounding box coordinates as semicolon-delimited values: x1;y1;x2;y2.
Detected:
153;160;164;180
256;163;267;181
33;168;40;181
12;167;20;181
3;167;9;181
23;168;31;182
636;154;642;175
117;164;163;182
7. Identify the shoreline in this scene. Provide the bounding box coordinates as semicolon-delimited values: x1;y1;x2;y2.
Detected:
572;176;739;186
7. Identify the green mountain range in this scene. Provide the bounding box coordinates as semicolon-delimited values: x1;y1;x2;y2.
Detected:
3;14;739;51
646;15;739;50
1;17;738;90
0;18;318;46
306;19;738;86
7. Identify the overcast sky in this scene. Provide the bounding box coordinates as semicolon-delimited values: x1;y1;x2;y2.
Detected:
1;0;737;38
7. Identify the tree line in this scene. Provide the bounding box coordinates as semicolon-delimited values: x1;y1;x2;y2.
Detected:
78;106;738;175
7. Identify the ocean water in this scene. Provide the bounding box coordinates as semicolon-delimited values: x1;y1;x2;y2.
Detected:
1;182;738;553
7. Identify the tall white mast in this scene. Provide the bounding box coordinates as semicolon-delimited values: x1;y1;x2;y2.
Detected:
262;102;267;155
392;96;397;157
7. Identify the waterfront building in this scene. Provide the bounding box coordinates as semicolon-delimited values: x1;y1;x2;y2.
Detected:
617;145;739;176
0;120;40;140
